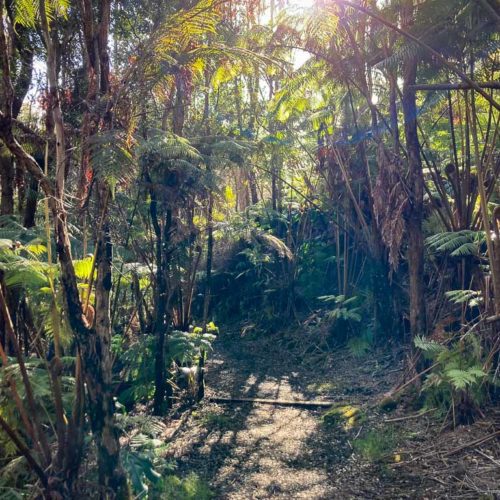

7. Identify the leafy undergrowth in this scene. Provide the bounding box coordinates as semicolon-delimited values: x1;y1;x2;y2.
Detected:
352;428;399;462
158;473;213;499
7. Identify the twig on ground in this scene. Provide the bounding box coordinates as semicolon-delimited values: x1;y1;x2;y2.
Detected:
384;408;436;423
445;431;500;457
473;448;500;467
210;396;343;407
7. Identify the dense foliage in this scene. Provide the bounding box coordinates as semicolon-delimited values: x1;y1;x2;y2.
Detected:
0;0;498;497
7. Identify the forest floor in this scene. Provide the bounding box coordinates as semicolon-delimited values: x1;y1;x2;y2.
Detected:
165;328;500;499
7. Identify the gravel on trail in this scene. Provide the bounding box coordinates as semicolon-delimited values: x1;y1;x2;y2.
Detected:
165;333;500;499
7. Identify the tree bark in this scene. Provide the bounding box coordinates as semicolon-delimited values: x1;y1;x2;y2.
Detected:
22;173;38;227
0;11;34;219
91;200;129;497
0;144;14;215
402;58;426;338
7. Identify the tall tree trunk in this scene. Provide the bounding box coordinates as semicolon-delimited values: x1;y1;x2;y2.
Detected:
152;197;173;415
203;194;214;326
402;58;426;337
0;13;34;219
40;0;128;495
91;195;129;497
173;72;185;136
470;93;500;315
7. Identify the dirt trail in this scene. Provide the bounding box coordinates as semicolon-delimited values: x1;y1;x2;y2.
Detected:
166;334;500;499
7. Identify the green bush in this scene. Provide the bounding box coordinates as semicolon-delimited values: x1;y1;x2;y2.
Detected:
155;473;213;500
353;428;397;462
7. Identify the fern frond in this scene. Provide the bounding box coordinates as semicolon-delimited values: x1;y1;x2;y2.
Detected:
414;335;446;355
13;0;69;28
73;257;94;281
252;231;293;260
445;289;482;307
426;230;483;256
1;258;50;290
445;366;485;390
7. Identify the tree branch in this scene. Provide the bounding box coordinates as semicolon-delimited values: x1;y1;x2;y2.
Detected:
0;415;48;489
410;81;500;91
336;0;500;111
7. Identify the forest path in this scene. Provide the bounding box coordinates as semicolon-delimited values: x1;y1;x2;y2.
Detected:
166;333;405;499
165;333;499;499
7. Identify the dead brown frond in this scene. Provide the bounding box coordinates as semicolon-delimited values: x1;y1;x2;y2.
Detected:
373;144;409;271
252;231;294;260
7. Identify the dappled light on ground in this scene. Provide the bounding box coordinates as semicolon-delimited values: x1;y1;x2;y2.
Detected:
166;335;500;499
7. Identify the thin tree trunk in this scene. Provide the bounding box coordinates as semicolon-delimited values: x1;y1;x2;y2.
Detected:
22;173;38;227
203;194;214;326
151;189;169;414
470;94;500;315
0;145;14;215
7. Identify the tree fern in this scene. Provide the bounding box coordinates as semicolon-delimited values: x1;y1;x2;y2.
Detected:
270;59;333;123
154;0;220;57
90;131;135;195
73;257;95;281
139;133;203;166
0;217;43;244
1;258;50;290
319;294;362;322
445;289;482;307
426;230;484;257
13;0;69;28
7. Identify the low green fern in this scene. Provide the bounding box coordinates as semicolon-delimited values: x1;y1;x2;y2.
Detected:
319;295;362;323
414;335;446;356
444;366;485;391
347;335;372;358
415;333;488;424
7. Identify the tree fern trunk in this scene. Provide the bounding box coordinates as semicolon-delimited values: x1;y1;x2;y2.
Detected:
402;58;426;338
92;207;129;497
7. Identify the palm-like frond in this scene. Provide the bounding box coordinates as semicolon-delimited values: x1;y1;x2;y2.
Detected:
73;257;94;281
445;289;482;307
252;231;293;260
414;335;446;355
426;230;484;257
270;58;332;123
0;247;53;290
90;131;136;193
13;0;69;28
2;259;49;289
155;0;220;56
139;133;203;166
